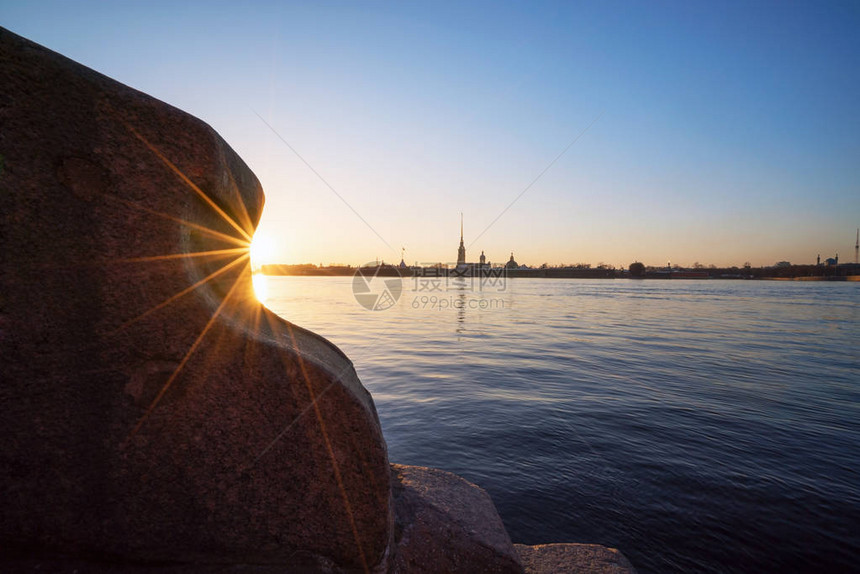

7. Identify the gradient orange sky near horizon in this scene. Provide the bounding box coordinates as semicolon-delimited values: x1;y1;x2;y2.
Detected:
4;1;859;268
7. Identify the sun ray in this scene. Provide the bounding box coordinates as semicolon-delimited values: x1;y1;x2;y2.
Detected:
223;161;255;237
113;247;248;264
117;118;254;243
251;375;337;466
107;195;250;248
112;252;249;334
124;261;249;441
258;313;370;574
244;293;265;347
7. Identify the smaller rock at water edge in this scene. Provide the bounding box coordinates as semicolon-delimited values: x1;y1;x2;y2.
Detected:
391;464;523;573
514;543;637;574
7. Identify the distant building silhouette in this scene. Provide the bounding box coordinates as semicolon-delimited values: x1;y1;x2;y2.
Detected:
453;216;495;270
457;213;466;267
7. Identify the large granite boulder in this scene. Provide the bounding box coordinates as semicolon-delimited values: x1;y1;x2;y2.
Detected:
0;26;391;571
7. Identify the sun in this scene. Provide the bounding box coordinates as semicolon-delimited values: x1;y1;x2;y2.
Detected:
250;229;278;269
250;229;279;303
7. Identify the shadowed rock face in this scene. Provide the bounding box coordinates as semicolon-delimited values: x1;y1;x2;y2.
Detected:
0;26;390;571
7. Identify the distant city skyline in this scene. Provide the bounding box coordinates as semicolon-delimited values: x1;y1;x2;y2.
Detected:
251;215;857;270
4;1;858;268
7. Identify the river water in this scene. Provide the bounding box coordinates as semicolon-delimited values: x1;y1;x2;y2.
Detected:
256;276;859;573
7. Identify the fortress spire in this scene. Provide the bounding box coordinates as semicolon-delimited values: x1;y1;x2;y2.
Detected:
457;213;466;266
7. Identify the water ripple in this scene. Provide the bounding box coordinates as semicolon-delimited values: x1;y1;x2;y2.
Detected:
264;277;860;574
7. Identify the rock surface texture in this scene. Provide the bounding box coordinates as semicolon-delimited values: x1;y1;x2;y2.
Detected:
1;26;636;573
0;26;389;572
515;544;637;574
391;465;522;573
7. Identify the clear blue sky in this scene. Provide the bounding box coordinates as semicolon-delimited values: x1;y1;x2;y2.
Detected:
4;0;858;267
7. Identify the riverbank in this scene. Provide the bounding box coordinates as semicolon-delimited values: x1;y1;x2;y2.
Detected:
260;263;860;281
